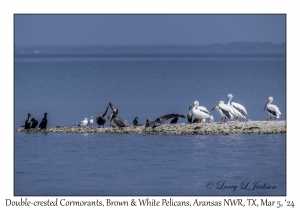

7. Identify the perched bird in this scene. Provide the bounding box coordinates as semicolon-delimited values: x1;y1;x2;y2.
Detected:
39;113;48;129
87;116;93;127
109;109;129;129
31;118;38;128
193;118;200;123
191;101;210;123
170;117;178;124
209;115;214;123
211;101;234;122
145;114;186;130
96;106;109;128
264;96;281;121
133;117;143;126
24;113;31;129
187;106;193;123
227;94;247;121
75;118;88;127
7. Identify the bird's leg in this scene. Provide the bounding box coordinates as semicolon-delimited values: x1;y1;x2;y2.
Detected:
269;116;272;121
274;117;276;121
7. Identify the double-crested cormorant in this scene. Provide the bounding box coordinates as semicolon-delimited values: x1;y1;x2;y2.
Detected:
170;117;178;124
145;114;186;130
187;106;193;123
193;118;200;123
75;118;88;127
227;94;247;121
264;96;281;121
109;109;129;129
31;118;38;128
25;113;31;129
39;113;48;129
133;117;143;126
191;101;210;123
96;106;109;128
87;116;93;127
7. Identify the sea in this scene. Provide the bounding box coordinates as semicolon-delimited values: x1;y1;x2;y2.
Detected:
14;52;286;196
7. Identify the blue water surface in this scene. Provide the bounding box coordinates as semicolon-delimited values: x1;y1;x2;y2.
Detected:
14;53;286;196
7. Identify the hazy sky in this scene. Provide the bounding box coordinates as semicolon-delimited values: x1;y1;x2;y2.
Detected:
14;14;285;46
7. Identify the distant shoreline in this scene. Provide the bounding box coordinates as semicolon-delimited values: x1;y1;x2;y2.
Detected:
14;42;286;54
15;121;286;135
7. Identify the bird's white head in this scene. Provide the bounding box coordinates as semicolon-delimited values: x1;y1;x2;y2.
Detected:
91;116;93;119
219;101;224;104
84;118;88;120
193;101;199;107
227;94;233;101
268;96;273;103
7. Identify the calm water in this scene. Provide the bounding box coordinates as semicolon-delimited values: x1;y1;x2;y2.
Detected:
14;53;286;195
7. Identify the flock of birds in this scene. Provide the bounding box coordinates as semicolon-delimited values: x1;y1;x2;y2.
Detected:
22;95;281;130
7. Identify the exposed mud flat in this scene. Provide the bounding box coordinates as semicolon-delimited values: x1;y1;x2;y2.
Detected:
15;121;286;135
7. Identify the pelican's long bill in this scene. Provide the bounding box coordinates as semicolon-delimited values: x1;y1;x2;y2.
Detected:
263;100;269;111
211;103;219;111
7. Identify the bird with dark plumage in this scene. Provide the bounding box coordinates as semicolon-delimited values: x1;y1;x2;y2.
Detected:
192;118;200;123
133;117;144;126
31;118;38;128
24;113;31;129
39;113;48;129
96;106;109;128
187;106;193;123
109;109;129;129
145;114;186;130
170;117;178;124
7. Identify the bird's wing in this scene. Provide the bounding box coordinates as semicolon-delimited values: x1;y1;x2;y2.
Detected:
267;104;281;116
231;102;247;116
114;118;129;127
196;106;209;114
153;114;186;124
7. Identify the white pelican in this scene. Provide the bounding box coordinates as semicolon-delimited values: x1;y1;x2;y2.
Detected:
75;118;88;127
264;96;281;120
227;94;247;121
211;101;234;122
191;101;210;123
209;115;214;123
87;116;93;127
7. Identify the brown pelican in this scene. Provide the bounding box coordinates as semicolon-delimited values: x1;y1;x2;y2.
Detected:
96;106;109;128
145;114;186;130
109;109;129;129
264;96;281;120
39;113;48;129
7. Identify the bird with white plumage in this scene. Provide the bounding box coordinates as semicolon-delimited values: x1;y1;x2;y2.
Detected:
211;101;234;122
227;94;247;121
191;101;210;123
264;96;281;121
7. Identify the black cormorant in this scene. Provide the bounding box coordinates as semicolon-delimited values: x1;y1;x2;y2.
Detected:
96;106;109;128
39;113;48;129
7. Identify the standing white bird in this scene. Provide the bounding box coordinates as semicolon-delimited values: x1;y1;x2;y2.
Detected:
191;101;210;123
75;118;88;127
211;101;234;122
87;116;93;127
264;96;281;120
227;94;247;121
209;115;214;123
